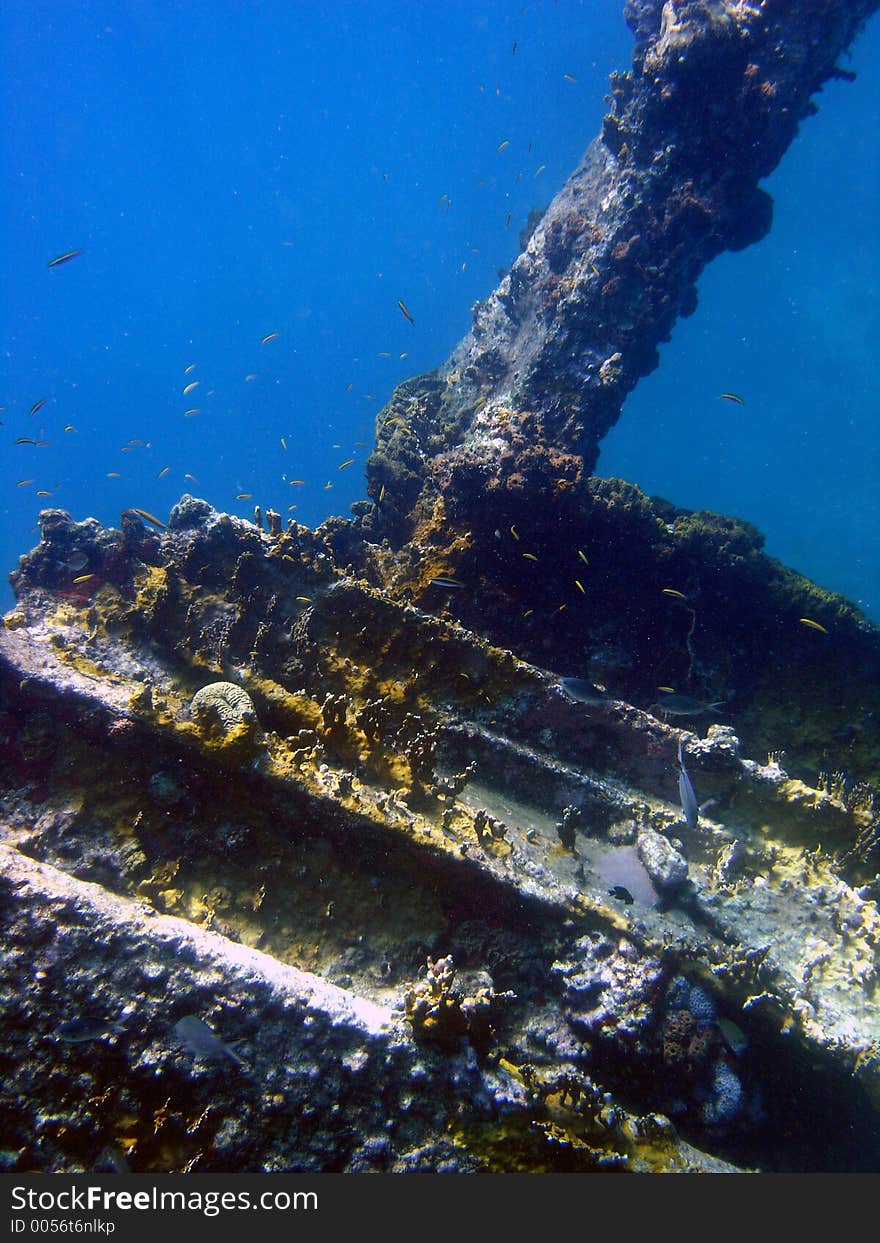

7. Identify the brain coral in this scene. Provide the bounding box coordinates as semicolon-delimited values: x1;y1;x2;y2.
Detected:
191;681;258;733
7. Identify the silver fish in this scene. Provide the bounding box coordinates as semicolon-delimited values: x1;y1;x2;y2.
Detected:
678;737;699;831
173;1015;246;1068
559;677;608;705
56;1017;125;1043
654;692;725;717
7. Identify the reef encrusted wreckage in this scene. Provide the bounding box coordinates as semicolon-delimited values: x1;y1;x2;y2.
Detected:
2;1;880;1174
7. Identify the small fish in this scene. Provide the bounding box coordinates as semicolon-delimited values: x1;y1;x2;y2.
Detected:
47;249;82;268
16;478;34;487
608;885;634;905
236;492;252;500
172;1015;245;1068
290;479;305;486
799;617;828;635
378;351;390;358
280;437;288;451
128;507;166;529
505;212;512;229
657;685;676;694
183;408;201;417
182;381;200;395
324;480;333;489
719;392;745;405
563;73;577;82
245;373;258;381
106;471;121;478
29;398;47;417
654;691;725;717
337;459;354;470
72;573;95;584
510;524;520;541
261;331;280;344
156;466;170;479
522;552;538;561
678;737;699;831
512;39;518;54
397;298;414;324
590;262;600;277
429;576;464;589
56;1016;124;1043
533;164;545;177
345;382;353;392
496;139;510;152
555;603;567;613
14;437;38;446
295;595;312;603
184;363;197;374
36;490;52;496
399;352;408;360
378;484;386;503
662;588;688;600
717;1018;749;1055
64;425;76;432
184;473;198;483
577;549;589;565
574;579;586;594
559;677;607;705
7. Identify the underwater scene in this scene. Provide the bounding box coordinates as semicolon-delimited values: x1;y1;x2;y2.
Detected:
1;0;879;1176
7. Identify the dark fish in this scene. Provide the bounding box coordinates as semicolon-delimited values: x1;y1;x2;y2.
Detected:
719;392;745;405
652;692;725;717
173;1015;245;1067
678;737;699;831
47;249;82;268
56;1017;124;1043
608;885;634;904
29;398;47;417
397;298;414;324
559;677;608;705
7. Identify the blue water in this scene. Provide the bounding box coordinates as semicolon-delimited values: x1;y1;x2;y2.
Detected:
1;2;878;617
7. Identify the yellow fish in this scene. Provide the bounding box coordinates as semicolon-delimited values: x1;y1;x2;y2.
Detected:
129;508;166;529
337;459;354;470
662;588;688;600
799;617;828;635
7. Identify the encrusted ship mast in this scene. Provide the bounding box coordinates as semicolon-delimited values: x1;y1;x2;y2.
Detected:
2;1;879;1173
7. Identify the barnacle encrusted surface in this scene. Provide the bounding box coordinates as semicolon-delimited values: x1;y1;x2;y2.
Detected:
2;0;880;1176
